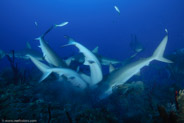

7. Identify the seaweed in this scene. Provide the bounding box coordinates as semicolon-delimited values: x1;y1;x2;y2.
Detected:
48;104;52;123
6;50;27;85
65;111;72;123
6;50;19;84
157;105;177;123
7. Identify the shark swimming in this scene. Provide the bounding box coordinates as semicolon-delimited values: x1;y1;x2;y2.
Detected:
130;34;144;53
36;36;67;67
0;42;44;61
36;22;69;67
65;46;121;66
27;55;88;90
98;34;173;99
63;36;103;85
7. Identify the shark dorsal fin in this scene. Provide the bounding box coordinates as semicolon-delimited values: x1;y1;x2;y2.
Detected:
92;46;99;54
109;64;115;73
26;42;32;49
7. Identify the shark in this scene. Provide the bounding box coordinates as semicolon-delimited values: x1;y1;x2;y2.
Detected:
98;34;173;99
65;46;121;66
63;36;103;85
36;22;69;67
0;42;44;61
130;34;144;53
27;55;88;90
36;36;67;67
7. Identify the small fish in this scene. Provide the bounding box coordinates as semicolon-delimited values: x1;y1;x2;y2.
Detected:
35;21;38;27
55;22;69;28
114;6;120;14
165;28;168;34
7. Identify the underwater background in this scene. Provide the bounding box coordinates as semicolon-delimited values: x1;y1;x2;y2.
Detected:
0;0;184;123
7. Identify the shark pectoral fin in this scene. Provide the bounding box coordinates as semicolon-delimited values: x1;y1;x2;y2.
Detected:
39;71;52;83
99;88;113;100
109;64;115;73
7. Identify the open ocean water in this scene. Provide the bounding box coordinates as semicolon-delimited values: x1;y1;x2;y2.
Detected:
0;0;184;123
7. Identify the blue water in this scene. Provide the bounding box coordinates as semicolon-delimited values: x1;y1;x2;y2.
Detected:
0;0;184;122
1;0;184;59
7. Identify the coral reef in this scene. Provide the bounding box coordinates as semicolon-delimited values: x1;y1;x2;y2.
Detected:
0;50;184;122
75;108;118;123
177;89;184;123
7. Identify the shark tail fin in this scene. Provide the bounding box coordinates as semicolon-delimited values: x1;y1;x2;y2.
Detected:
152;35;173;63
27;55;52;82
62;36;76;47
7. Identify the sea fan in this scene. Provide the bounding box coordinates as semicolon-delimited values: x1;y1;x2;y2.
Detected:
177;89;184;123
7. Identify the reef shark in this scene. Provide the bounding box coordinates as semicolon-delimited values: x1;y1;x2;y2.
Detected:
0;42;44;61
63;37;103;85
65;46;121;66
98;34;173;99
36;36;67;67
130;34;144;53
36;22;69;67
27;55;88;90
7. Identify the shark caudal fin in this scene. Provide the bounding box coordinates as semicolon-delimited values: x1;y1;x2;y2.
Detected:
151;35;173;63
27;55;52;82
62;36;77;47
